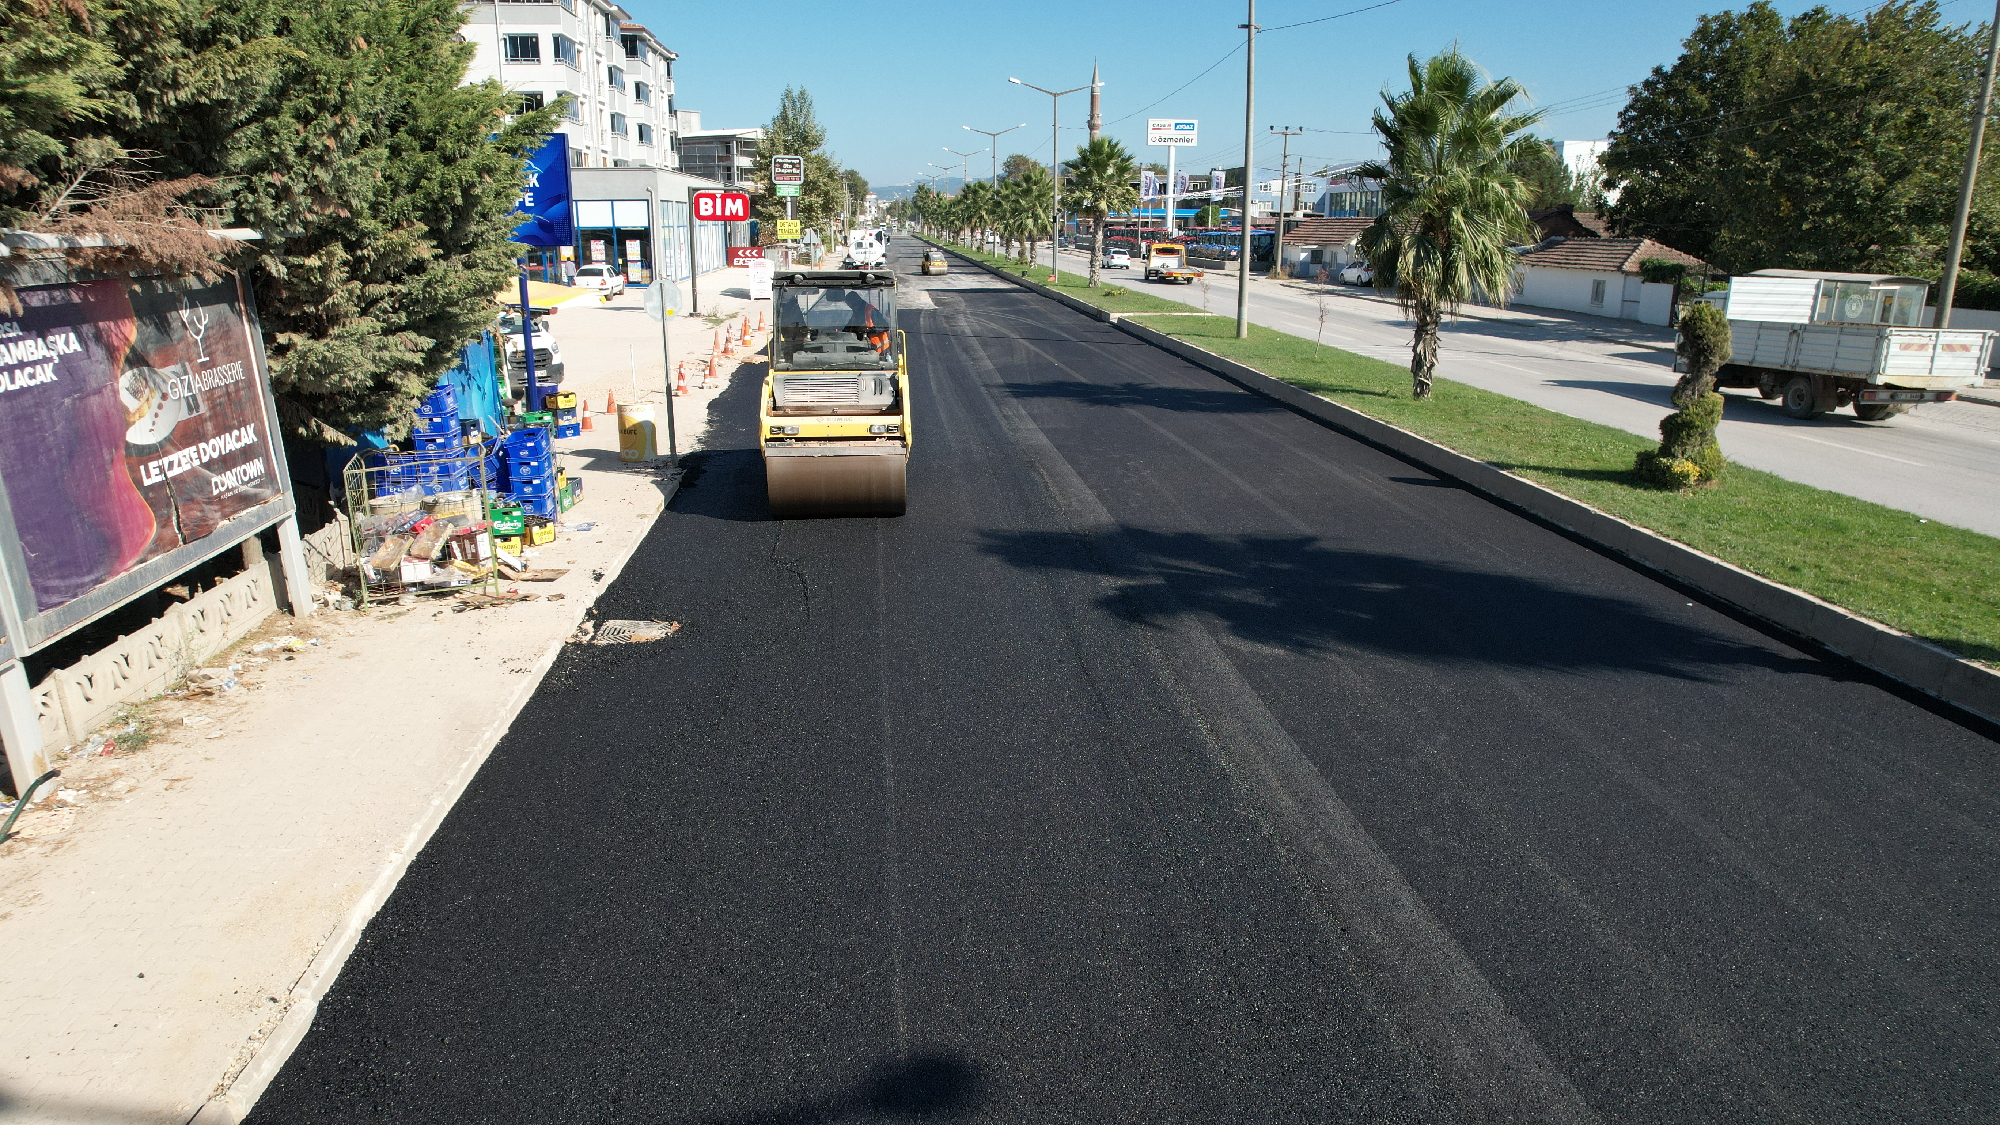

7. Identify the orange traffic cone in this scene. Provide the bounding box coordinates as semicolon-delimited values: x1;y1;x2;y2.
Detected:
581;411;594;432
739;317;751;346
706;354;718;387
675;362;689;396
604;390;617;416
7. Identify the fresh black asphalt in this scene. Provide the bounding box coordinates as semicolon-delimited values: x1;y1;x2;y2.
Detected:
248;241;1999;1124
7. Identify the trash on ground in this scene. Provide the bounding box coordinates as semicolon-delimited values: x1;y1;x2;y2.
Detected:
499;565;568;582
568;522;596;532
451;590;542;612
574;619;681;645
181;715;216;729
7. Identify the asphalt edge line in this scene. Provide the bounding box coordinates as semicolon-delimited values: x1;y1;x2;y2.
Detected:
927;236;2000;730
190;476;680;1125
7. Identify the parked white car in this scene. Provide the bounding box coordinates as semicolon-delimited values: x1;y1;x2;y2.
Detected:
1102;249;1132;270
573;265;626;296
1339;261;1375;285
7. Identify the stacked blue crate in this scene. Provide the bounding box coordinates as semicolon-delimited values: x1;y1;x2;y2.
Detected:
502;426;557;517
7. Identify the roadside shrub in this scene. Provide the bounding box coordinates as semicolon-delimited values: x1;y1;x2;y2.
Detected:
1103;286;1128;297
1635;391;1726;488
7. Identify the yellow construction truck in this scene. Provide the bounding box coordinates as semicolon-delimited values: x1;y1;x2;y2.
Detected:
1144;241;1202;284
761;269;910;517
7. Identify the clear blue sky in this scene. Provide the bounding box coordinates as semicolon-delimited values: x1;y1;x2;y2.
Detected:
623;0;1981;190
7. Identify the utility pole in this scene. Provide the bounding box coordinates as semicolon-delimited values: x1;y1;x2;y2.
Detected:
1940;0;2000;328
1268;125;1301;279
1010;75;1099;284
1236;1;1258;338
965;123;1027;184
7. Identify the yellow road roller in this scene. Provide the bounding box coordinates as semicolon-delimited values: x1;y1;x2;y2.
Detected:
762;269;910;518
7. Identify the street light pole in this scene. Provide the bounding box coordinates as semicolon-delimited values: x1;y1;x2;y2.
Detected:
1236;0;1258;338
1940;0;2000;328
965;123;1028;184
1010;75;1099;284
944;146;982;192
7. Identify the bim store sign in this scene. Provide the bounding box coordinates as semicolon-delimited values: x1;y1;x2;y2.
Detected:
512;132;574;248
0;270;293;654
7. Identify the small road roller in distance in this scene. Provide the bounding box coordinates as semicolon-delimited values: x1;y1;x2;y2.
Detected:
762;270;910;517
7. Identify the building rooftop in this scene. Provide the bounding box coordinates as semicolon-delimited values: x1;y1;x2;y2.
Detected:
1515;236;1707;274
1280;216;1376;245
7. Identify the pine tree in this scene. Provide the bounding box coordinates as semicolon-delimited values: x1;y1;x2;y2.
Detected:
755;87;846;249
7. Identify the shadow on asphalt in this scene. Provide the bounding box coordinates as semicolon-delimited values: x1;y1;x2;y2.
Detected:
977;526;1838;682
701;1054;985;1124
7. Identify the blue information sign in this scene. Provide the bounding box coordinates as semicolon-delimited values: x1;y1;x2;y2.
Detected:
511;132;573;248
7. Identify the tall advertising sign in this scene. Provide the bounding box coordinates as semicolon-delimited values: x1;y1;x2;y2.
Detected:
511;132;574;248
1146;120;1198;235
0;271;292;648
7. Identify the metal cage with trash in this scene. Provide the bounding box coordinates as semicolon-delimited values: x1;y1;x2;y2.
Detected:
341;440;505;606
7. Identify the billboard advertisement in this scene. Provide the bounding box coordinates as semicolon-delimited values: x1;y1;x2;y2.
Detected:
0;272;288;633
1147;119;1198;146
511;132;574;248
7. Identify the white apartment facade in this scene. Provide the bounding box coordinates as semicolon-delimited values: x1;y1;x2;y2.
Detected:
460;0;678;169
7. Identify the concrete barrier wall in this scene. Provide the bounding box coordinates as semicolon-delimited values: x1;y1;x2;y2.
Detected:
30;516;349;748
924;236;2000;728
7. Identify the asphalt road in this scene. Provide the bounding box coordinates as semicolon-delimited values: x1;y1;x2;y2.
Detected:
1053;243;2000;537
248;240;1999;1124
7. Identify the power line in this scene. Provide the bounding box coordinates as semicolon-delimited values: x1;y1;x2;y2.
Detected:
1105;0;1412;127
1264;0;1409;32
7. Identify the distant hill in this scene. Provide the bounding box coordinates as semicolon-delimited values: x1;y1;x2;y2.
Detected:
875;179;962;200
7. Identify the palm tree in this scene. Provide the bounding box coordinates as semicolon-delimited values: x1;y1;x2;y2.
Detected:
1062;137;1140;287
997;169;1051;264
1354;49;1542;399
958;180;995;253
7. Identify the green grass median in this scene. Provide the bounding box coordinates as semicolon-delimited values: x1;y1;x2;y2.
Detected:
943;242;1194;315
924;235;2000;664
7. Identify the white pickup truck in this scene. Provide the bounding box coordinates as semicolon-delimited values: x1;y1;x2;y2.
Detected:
1705;269;1994;421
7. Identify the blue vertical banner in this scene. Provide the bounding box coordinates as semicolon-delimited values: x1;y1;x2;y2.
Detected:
511;132;573;247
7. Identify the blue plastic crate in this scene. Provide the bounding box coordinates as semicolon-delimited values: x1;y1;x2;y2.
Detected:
504;453;553;479
412;434;455;453
507;475;556;499
411;414;458;437
516;495;558;518
418;386;458;416
554;422;581;439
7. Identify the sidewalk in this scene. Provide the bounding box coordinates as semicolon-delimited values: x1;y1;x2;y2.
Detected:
0;268;766;1124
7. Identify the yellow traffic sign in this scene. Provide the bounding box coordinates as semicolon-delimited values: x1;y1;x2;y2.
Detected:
776;219;802;241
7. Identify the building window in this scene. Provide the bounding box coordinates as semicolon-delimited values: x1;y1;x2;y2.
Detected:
637;123;653;146
621;33;648;62
633;81;650;104
607;66;625;92
503;34;540;63
552;35;578;68
515;91;545;114
610;113;627;136
604;12;617;37
566;97;582;124
1590;278;1607;307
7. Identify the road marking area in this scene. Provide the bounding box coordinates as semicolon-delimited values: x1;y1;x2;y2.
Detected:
1780;431;1927;466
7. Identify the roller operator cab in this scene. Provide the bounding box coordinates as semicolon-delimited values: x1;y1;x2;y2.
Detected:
762;270;910;518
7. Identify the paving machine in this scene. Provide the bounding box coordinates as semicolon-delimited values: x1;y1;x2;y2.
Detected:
762;270;910;517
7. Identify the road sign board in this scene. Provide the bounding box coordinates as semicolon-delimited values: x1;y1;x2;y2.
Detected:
776;219;802;241
771;155;805;185
693;191;750;221
1147;119;1198;146
774;183;801;198
728;246;765;267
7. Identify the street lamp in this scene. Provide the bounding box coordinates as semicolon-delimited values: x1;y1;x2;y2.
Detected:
1236;1;1258;338
1009;75;1099;283
944;146;983;191
964;123;1028;184
927;161;955;189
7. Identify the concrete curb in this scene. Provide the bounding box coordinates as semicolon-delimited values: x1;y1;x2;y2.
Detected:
190;474;681;1125
924;238;2000;729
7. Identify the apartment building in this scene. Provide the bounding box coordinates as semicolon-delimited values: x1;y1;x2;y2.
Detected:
672;111;762;186
460;0;677;169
